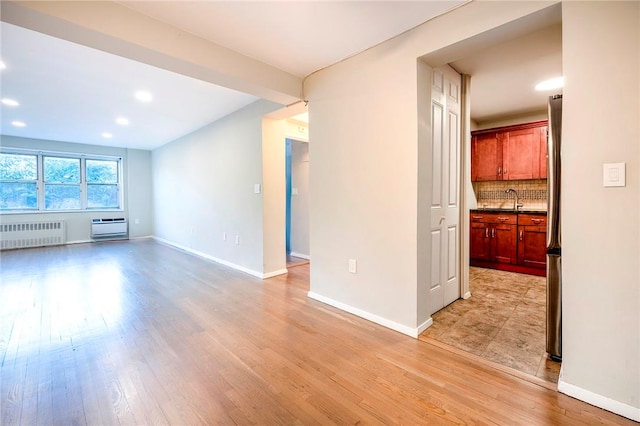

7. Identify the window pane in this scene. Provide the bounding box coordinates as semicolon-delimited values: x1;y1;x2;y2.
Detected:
0;182;37;210
87;185;119;208
86;159;118;183
0;153;37;180
44;157;80;183
45;184;81;210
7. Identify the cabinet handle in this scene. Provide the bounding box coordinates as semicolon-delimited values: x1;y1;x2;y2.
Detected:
472;215;483;219
491;228;495;238
497;166;502;177
498;217;509;221
532;218;543;224
485;228;489;238
520;230;523;241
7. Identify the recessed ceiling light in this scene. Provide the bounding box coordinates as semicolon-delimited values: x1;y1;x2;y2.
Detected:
102;132;113;138
1;98;19;106
535;77;564;91
116;117;129;126
135;91;153;102
11;121;26;127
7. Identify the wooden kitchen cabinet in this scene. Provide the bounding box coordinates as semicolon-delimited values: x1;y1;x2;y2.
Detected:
470;212;517;265
471;132;501;181
470;211;546;276
517;214;547;270
471;121;547;181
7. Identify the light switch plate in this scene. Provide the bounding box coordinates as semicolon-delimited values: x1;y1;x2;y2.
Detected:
292;188;299;196
254;183;261;194
603;162;626;187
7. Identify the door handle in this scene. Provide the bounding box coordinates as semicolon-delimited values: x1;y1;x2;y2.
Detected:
485;228;489;238
520;230;523;241
439;216;445;225
472;215;483;219
498;217;509;221
491;228;495;238
532;218;543;224
497;167;502;177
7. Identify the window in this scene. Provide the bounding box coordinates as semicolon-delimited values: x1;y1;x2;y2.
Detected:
44;156;81;210
0;153;38;210
0;150;122;212
86;159;119;209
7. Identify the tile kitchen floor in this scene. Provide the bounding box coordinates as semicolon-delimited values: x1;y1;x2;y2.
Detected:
419;267;561;383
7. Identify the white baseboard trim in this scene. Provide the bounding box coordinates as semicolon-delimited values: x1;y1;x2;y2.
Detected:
263;269;288;279
463;291;472;299
558;378;640;422
290;252;310;260
66;239;92;245
417;317;433;335
307;291;424;338
152;236;268;279
129;235;153;240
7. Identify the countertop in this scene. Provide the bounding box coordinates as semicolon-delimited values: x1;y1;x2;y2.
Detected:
470;208;547;215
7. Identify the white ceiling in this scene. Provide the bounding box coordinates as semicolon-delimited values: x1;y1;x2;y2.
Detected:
119;1;467;78
451;21;562;123
0;1;562;150
0;22;258;150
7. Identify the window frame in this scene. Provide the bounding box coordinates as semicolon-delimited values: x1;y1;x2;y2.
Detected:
0;148;123;214
0;152;39;211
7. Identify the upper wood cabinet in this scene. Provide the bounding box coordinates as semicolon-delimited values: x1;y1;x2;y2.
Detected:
471;121;548;181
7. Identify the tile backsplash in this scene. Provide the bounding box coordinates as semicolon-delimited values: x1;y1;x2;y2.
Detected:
473;180;547;211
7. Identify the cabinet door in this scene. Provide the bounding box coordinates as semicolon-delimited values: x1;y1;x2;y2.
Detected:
539;125;548;179
502;127;540;180
517;225;547;269
491;224;517;264
470;222;491;261
471;133;501;181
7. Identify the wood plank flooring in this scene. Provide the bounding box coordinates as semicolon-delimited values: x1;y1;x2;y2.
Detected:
0;240;635;425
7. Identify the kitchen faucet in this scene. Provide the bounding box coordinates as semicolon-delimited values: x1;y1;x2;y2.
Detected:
505;188;524;211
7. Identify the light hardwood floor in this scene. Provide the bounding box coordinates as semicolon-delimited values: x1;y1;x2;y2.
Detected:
0;240;634;425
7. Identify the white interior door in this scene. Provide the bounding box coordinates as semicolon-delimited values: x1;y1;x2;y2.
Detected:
429;65;461;315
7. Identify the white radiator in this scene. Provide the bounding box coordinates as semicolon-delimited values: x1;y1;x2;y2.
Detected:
0;220;66;250
91;218;128;240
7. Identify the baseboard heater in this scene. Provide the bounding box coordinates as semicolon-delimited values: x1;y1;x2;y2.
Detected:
0;220;66;250
91;218;128;241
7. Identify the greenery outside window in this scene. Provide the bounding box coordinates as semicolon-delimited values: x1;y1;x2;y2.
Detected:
0;150;122;212
0;153;38;210
44;156;81;210
86;159;119;209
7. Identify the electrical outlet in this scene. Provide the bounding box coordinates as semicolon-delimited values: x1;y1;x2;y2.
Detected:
235;235;240;245
134;218;140;225
348;259;357;274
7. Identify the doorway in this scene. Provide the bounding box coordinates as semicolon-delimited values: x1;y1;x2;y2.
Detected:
418;5;562;384
285;138;310;268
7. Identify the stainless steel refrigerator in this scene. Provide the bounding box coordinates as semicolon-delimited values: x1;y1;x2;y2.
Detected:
546;94;562;362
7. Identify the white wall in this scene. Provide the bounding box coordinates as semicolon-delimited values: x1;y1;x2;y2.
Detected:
305;1;553;335
476;110;548;130
126;148;153;238
306;0;639;419
152;100;282;277
560;1;639;417
261;116;287;277
290;139;310;258
0;135;152;241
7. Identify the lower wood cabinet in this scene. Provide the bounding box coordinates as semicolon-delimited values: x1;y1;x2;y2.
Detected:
517;214;547;270
470;211;546;276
